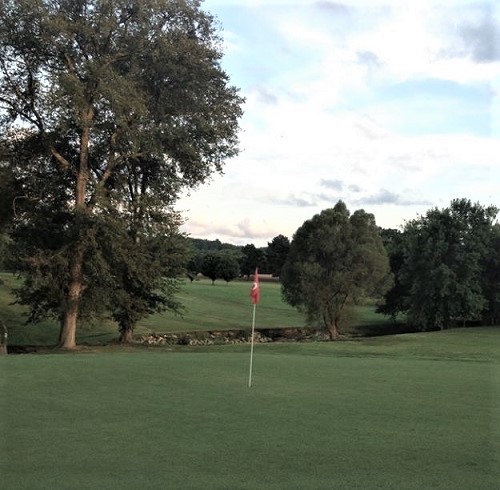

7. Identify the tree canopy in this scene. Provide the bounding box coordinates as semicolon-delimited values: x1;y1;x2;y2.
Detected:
281;201;392;339
0;0;243;347
239;244;266;278
266;234;290;277
379;199;499;330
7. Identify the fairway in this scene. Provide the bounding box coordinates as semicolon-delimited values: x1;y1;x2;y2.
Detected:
1;329;499;489
0;274;308;345
0;273;400;346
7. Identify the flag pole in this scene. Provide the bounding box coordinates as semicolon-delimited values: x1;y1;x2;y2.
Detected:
248;268;260;388
248;302;257;388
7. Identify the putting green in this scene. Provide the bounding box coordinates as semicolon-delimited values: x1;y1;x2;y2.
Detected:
1;329;499;489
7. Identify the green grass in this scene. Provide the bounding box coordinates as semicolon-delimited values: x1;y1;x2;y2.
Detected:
0;273;60;344
142;277;307;332
0;274;308;345
0;273;401;346
1;328;499;489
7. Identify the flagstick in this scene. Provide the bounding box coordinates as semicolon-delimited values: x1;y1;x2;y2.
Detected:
248;303;257;388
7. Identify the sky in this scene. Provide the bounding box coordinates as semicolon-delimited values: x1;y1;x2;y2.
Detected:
177;0;500;247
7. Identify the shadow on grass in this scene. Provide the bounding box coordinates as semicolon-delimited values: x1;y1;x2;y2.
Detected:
350;321;422;337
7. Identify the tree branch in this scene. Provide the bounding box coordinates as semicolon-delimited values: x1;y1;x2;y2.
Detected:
49;146;74;174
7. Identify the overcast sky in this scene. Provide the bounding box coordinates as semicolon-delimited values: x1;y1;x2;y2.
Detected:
177;0;500;246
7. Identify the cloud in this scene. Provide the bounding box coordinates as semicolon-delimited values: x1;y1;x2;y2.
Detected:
179;0;500;247
356;50;382;68
355;189;433;206
314;1;351;15
273;194;318;207
251;86;279;105
320;179;344;191
182;217;279;244
457;7;500;63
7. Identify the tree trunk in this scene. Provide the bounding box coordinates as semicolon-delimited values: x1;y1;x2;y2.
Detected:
58;250;85;349
57;107;93;349
0;320;7;354
58;303;78;349
119;328;134;344
327;320;340;340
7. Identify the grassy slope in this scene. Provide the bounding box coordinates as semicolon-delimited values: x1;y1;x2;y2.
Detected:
142;277;307;332
0;273;401;346
1;328;499;489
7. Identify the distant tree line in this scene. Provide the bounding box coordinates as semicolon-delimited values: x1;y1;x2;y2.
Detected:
184;234;291;284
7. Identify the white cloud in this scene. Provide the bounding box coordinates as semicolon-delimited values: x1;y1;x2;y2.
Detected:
181;0;500;246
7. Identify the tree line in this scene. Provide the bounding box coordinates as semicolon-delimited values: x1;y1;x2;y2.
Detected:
279;198;499;340
378;198;500;330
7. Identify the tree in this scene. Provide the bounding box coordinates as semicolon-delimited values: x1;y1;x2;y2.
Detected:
240;244;266;278
381;199;498;330
0;141;23;269
105;217;188;343
216;253;240;283
0;0;243;348
186;252;203;282
281;201;392;340
199;251;240;284
376;228;407;320
482;223;500;325
266;234;290;277
200;253;220;285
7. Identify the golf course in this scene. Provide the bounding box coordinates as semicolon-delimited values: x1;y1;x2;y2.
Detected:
1;275;499;489
1;1;499;488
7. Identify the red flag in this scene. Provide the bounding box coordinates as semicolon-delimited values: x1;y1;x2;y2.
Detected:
250;268;260;304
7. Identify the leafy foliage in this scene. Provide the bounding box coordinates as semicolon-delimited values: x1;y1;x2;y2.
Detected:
266;234;290;277
216;254;240;283
482;224;500;325
380;199;499;330
239;244;266;277
199;252;240;284
281;201;392;339
0;0;243;346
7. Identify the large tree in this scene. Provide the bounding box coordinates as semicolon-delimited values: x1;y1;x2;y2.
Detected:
0;0;243;348
381;199;498;330
281;201;392;340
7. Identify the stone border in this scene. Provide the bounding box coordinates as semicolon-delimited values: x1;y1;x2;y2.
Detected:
139;327;330;346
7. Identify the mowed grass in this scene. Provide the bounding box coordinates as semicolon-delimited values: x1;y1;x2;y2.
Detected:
1;328;499;489
142;277;307;332
0;273;400;346
0;274;307;345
